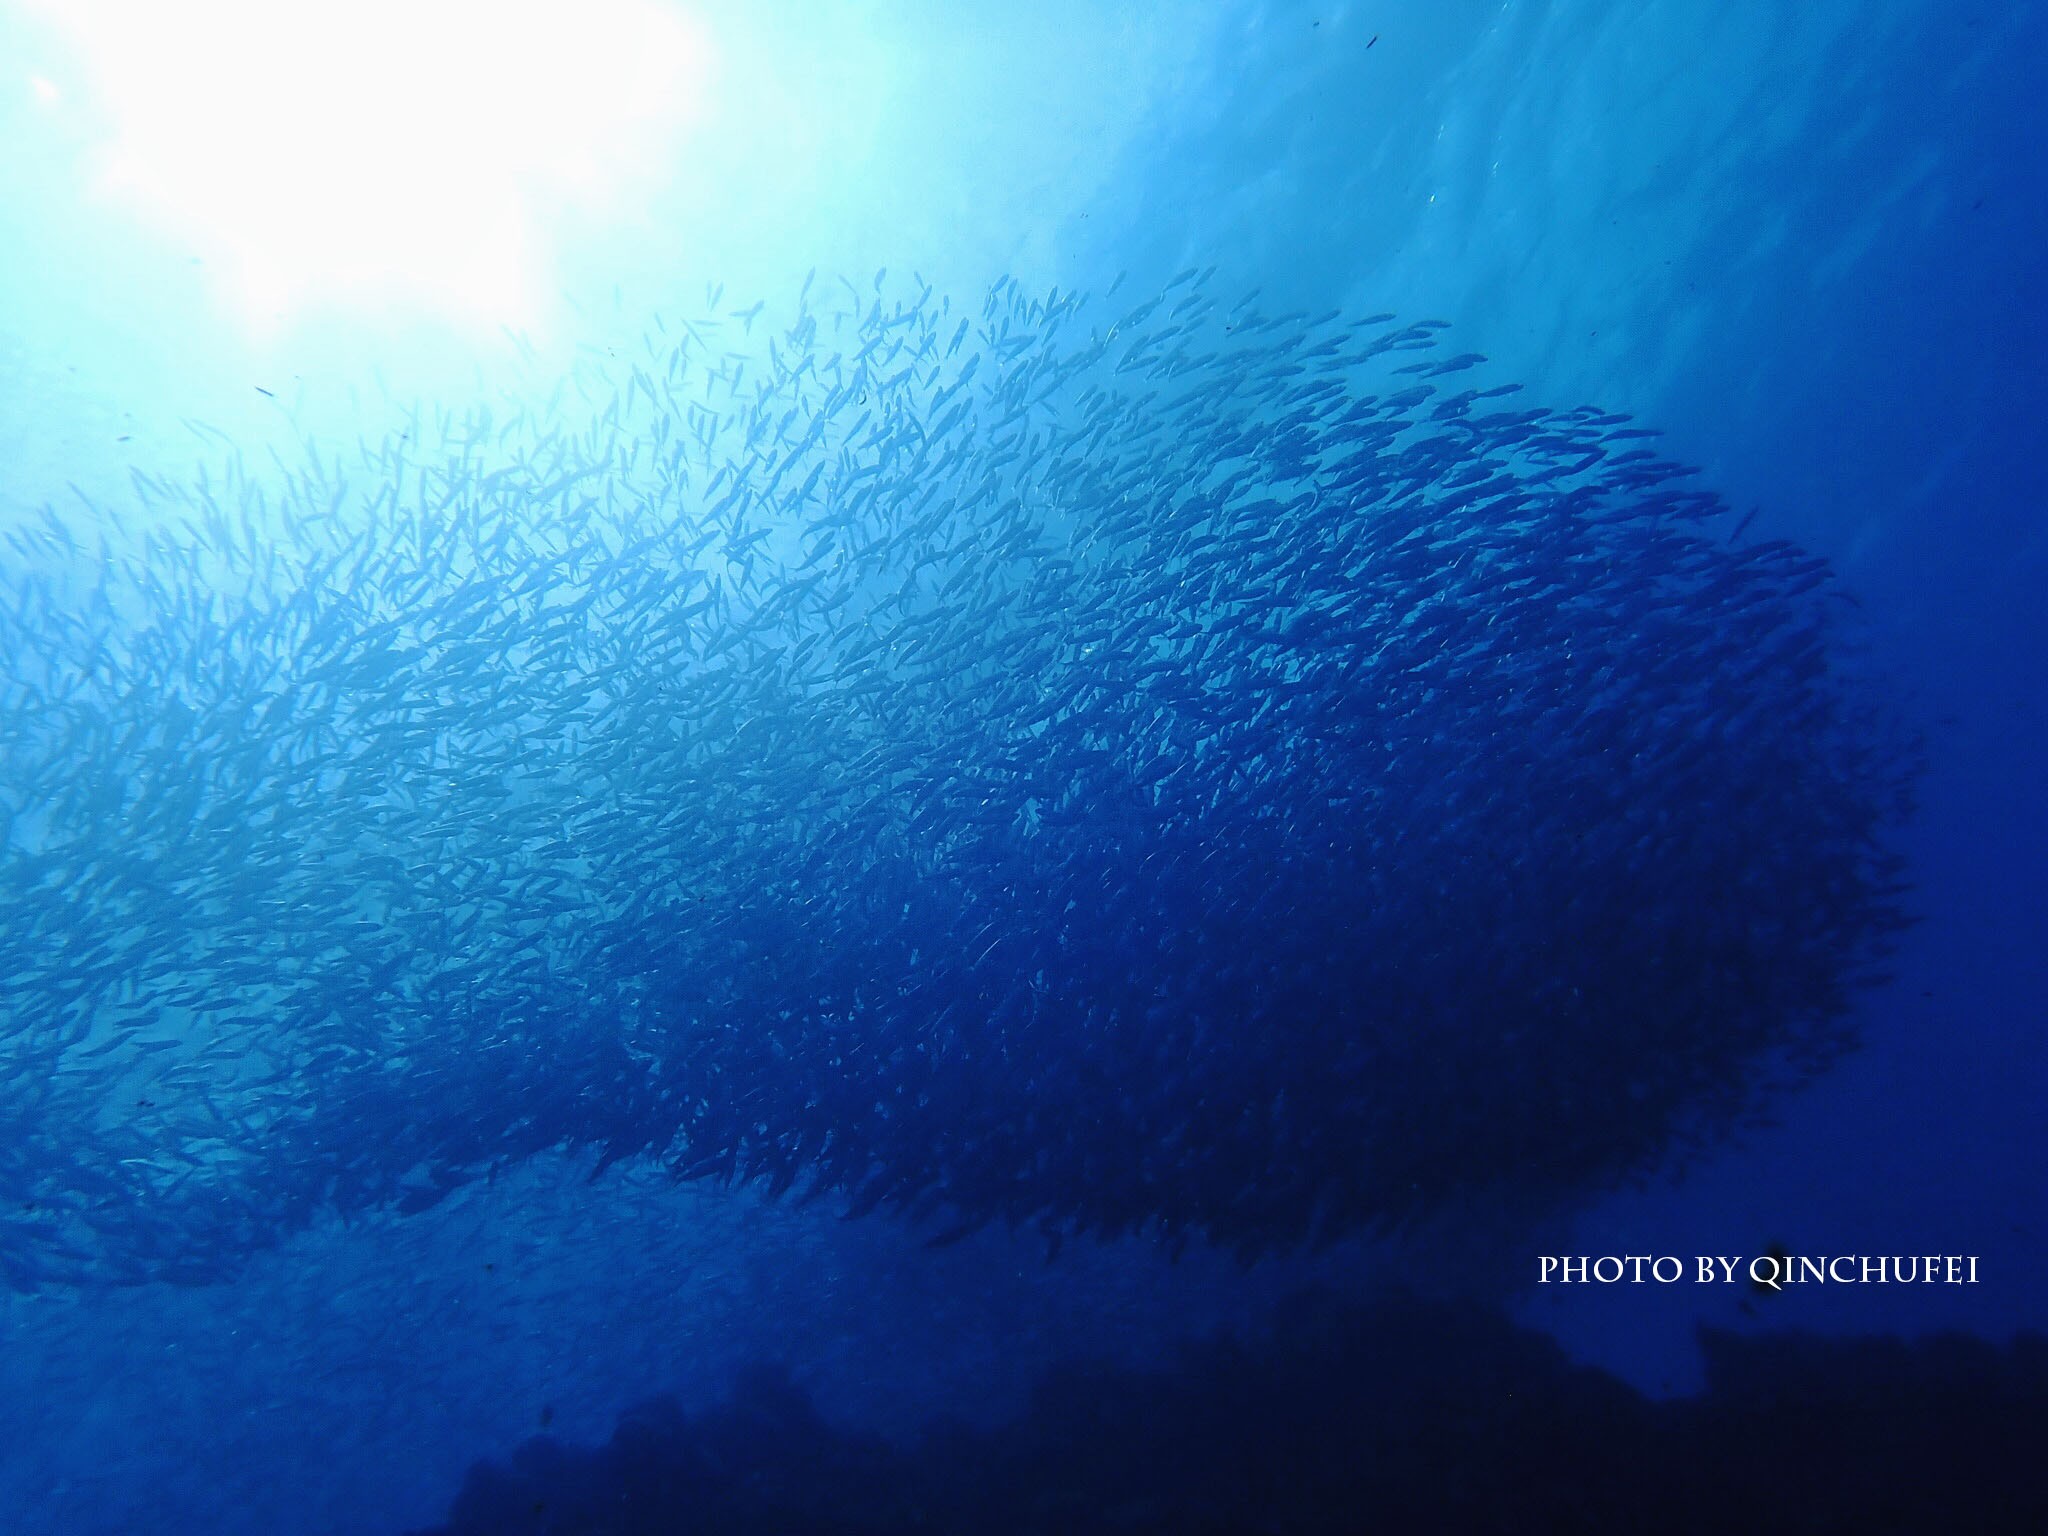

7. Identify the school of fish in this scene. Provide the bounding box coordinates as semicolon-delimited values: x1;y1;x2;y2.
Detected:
0;270;1918;1286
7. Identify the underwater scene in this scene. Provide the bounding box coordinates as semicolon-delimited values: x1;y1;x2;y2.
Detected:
0;2;2042;1531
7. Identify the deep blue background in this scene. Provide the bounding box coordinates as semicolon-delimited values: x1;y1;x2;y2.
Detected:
0;3;2041;1530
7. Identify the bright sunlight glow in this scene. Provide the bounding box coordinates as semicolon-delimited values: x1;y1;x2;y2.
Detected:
32;0;709;326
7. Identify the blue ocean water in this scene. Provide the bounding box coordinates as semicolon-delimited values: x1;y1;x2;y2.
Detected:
0;3;2041;1532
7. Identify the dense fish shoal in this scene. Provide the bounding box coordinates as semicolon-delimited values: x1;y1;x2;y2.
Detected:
0;270;1918;1285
